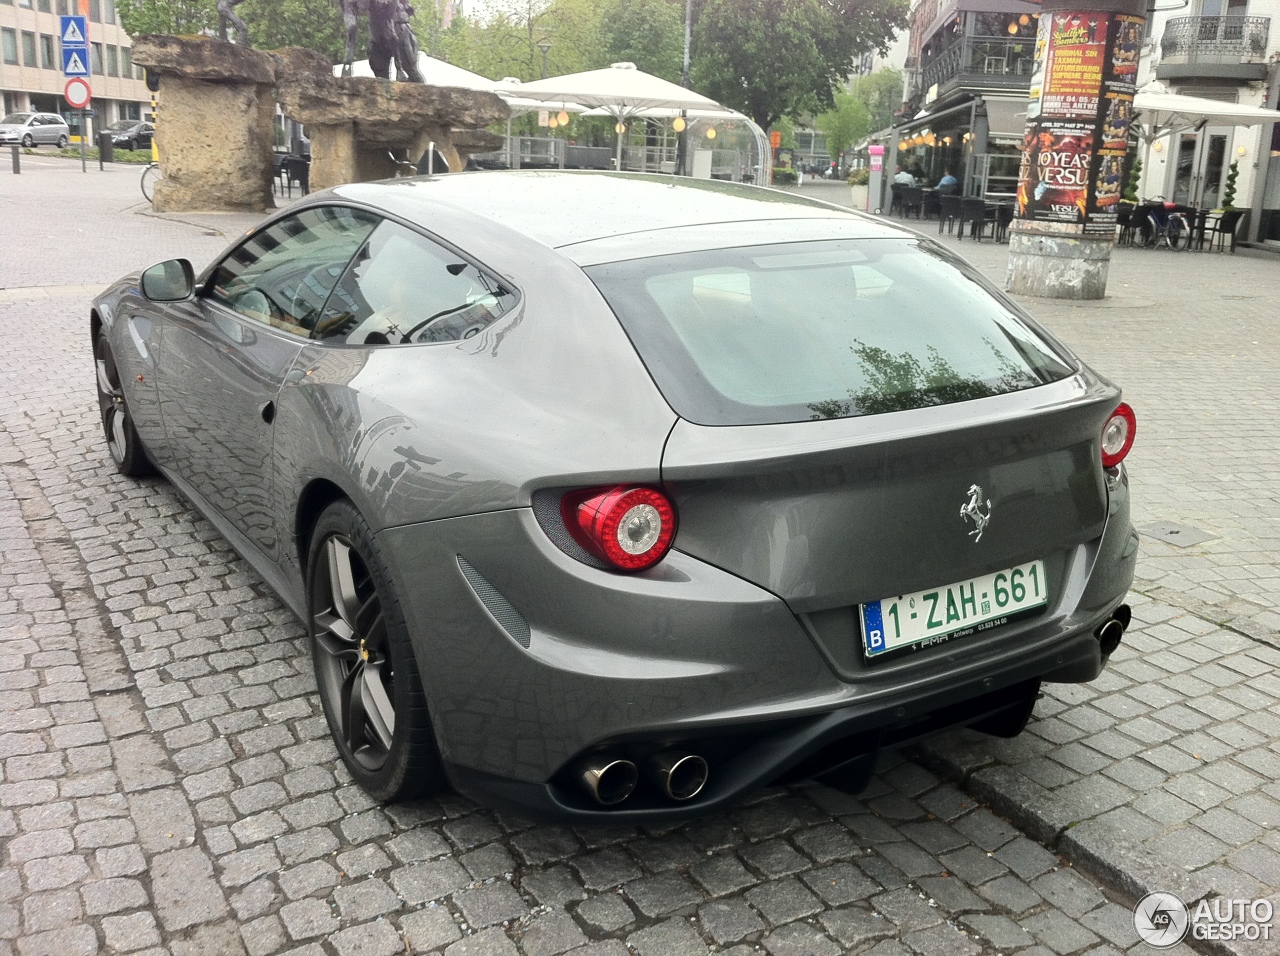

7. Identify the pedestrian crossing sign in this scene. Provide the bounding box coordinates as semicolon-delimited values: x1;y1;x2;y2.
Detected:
62;48;89;77
61;16;86;45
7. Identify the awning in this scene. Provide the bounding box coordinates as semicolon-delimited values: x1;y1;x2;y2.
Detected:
1133;81;1280;143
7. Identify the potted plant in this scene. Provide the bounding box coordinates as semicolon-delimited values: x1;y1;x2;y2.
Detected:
848;166;870;211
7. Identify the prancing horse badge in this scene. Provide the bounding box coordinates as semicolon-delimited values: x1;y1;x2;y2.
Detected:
961;484;992;542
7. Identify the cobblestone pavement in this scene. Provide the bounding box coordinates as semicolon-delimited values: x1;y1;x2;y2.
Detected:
0;162;1273;956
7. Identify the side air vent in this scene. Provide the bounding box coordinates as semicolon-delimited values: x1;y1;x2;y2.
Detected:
457;556;531;648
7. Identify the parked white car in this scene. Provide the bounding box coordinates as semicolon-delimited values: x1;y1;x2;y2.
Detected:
0;112;71;148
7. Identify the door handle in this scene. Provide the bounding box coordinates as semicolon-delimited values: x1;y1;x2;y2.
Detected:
260;401;275;424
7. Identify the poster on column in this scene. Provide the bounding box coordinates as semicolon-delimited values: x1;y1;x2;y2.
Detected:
1016;10;1144;237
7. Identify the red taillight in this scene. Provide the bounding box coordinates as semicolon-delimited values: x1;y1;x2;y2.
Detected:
1100;402;1136;468
561;486;677;571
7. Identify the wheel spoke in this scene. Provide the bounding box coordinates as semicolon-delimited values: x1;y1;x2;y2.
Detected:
110;407;127;452
343;664;365;754
326;537;360;629
355;590;380;638
95;358;119;397
361;662;395;752
362;609;386;653
313;614;360;662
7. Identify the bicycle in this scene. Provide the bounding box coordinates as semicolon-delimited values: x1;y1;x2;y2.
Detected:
140;162;162;204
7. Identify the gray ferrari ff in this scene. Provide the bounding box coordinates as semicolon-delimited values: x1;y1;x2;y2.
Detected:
91;171;1137;822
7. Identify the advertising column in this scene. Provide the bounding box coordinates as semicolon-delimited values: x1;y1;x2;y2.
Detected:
1006;0;1145;299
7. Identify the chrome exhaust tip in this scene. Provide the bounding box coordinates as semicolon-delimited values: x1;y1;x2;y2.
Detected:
1097;619;1124;656
1096;604;1130;657
651;753;709;801
580;757;638;806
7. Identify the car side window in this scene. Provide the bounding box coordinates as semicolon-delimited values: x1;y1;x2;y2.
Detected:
312;220;513;346
207;206;379;337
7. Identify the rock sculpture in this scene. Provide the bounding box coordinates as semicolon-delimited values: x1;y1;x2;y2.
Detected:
340;0;424;83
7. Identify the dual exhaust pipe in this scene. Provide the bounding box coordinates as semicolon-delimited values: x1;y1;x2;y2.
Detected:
580;752;709;806
1096;603;1131;657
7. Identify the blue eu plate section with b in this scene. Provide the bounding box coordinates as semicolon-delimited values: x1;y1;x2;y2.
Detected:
60;15;89;78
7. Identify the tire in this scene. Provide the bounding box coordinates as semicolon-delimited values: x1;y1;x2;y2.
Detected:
127;138;137;151
57;135;68;148
140;163;162;203
307;499;445;802
21;134;33;148
94;333;155;477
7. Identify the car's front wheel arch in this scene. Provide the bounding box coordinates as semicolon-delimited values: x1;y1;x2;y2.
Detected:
305;497;446;802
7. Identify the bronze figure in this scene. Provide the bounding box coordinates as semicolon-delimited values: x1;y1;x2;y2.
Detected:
341;0;424;82
217;0;249;47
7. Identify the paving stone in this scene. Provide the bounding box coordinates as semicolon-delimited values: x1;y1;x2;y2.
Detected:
329;920;404;956
745;876;823;925
519;908;588;956
800;861;880;906
761;921;842;956
626;916;707;956
401;905;463;952
279;898;339;940
102;911;162;952
962;913;1035;949
391;859;470;904
454;881;527;928
150;846;229;931
443;925;519;955
698;898;764;944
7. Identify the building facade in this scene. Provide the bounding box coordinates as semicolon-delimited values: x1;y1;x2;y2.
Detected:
1;0;150;141
1135;0;1280;245
892;0;1042;197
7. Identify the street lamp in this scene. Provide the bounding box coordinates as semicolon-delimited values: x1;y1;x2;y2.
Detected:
537;41;551;79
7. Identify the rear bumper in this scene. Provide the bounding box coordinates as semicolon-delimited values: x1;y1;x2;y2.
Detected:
378;477;1135;822
445;627;1103;824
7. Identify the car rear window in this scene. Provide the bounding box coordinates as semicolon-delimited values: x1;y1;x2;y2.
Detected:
585;238;1075;426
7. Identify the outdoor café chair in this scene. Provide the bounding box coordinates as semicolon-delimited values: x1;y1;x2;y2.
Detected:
1208;209;1245;253
901;186;924;219
938;195;962;235
956;198;992;241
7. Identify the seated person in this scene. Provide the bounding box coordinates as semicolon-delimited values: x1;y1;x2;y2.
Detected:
936;169;959;194
893;165;916;186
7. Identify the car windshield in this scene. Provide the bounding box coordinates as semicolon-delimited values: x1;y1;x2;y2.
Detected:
1;114;33;125
586;238;1075;426
108;120;134;131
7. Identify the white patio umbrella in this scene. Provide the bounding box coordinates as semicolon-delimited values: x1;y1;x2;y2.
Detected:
1132;80;1280;144
579;105;771;181
496;62;728;169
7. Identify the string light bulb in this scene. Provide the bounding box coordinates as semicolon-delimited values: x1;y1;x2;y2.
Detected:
706;127;717;139
557;110;569;126
672;116;686;132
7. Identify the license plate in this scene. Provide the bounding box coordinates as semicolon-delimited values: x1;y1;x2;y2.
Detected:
860;560;1048;663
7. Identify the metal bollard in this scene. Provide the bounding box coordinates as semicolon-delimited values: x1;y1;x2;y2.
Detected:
10;144;18;174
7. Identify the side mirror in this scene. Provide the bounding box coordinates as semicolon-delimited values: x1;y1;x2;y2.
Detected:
140;258;194;302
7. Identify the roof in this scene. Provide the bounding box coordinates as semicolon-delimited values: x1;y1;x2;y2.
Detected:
332;171;904;250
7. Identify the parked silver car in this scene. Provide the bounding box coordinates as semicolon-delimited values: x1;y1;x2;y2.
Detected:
0;112;70;148
90;172;1138;822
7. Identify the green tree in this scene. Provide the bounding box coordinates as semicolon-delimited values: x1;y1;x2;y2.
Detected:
692;0;906;129
241;0;346;60
440;0;603;82
117;0;216;37
597;0;683;81
814;88;870;160
845;68;901;134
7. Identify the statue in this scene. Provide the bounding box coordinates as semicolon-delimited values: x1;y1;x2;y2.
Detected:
341;0;424;83
217;0;250;47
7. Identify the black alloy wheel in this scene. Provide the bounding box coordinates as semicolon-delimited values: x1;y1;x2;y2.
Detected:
57;134;68;148
94;333;154;477
307;500;444;802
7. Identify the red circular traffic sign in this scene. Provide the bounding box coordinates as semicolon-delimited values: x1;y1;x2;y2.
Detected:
64;77;91;110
